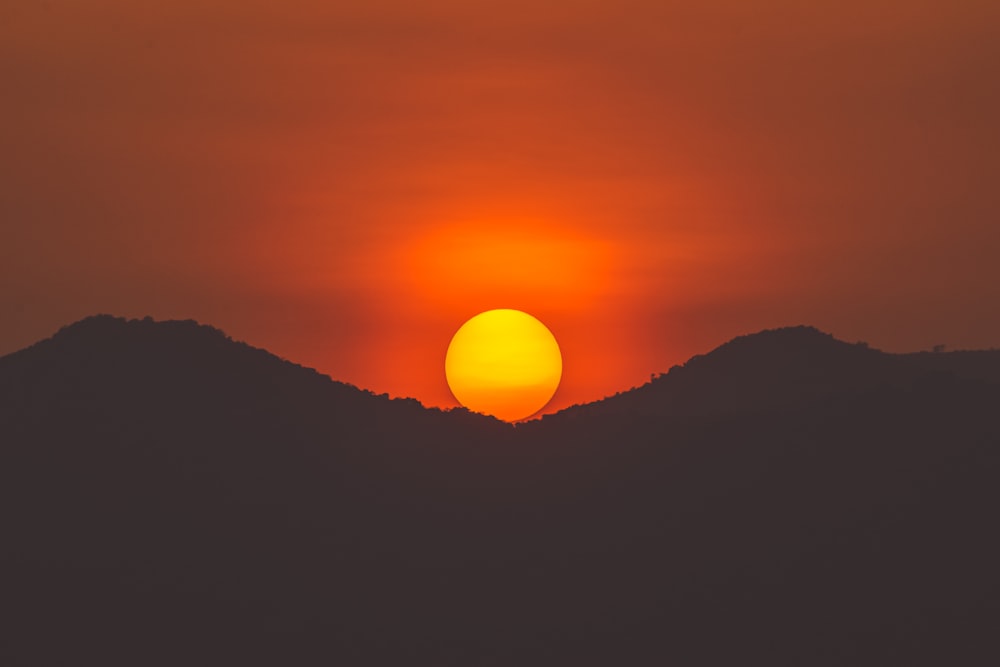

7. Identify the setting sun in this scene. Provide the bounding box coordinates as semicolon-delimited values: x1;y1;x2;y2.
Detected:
445;309;562;422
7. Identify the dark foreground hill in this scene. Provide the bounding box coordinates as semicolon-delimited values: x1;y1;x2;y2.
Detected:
1;316;998;666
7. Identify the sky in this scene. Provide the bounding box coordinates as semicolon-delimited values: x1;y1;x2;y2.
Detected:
2;0;999;415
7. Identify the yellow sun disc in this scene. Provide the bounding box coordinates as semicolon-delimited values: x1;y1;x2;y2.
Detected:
445;309;562;422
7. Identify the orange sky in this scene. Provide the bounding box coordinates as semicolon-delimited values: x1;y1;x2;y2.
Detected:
2;0;999;415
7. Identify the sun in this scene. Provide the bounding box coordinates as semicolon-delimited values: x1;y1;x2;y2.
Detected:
445;309;562;422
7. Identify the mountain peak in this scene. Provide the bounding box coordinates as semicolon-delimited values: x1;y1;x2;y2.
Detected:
683;324;878;372
50;314;230;346
1;314;508;439
541;326;893;423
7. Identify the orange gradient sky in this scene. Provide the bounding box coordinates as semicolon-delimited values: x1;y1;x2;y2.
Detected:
2;0;999;414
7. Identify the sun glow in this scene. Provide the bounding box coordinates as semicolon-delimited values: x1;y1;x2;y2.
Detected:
404;221;615;309
445;309;562;422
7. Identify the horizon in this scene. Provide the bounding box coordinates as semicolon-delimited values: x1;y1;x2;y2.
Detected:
10;312;997;421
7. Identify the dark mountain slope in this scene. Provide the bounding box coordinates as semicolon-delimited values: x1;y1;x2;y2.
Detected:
542;325;1000;422
1;317;999;666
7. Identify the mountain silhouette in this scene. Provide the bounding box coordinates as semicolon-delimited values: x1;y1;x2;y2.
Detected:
2;315;998;665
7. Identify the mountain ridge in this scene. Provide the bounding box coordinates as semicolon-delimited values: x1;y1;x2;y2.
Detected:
2;315;998;665
6;314;999;425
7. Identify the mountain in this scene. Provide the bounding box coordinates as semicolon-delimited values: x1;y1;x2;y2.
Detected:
542;325;1000;421
2;315;998;666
